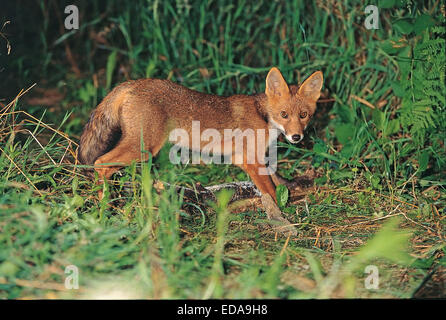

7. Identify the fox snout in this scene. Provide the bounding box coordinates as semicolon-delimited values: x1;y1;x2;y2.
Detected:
284;132;304;144
289;134;303;143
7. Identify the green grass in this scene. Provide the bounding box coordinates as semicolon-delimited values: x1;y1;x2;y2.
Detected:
0;0;445;298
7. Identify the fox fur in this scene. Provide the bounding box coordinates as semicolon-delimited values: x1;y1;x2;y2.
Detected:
78;67;323;203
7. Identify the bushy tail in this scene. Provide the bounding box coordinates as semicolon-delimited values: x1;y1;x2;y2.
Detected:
77;92;123;166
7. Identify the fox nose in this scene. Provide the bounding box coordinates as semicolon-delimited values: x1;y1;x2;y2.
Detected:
291;134;301;142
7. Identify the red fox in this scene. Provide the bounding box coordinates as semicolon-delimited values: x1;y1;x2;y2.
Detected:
78;67;323;230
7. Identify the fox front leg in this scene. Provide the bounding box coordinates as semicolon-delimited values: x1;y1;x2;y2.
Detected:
235;155;297;236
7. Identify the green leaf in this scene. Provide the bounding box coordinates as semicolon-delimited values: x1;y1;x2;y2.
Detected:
195;175;209;184
393;19;413;34
276;184;289;209
145;60;157;78
236;172;247;180
384;119;400;137
379;0;395;8
398;57;412;80
349;218;413;270
372;109;385;131
339;143;354;159
314;176;327;186
0;261;19;277
418;151;429;173
215;189;234;209
365;171;382;190
106;50;118;91
283;205;296;214
394;0;408;8
313;142;327;154
391;81;405;98
381;39;400;55
330;170;354;181
414;14;435;35
337;105;354;123
335;123;355;145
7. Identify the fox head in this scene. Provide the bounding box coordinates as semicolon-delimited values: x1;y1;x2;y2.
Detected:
265;67;323;144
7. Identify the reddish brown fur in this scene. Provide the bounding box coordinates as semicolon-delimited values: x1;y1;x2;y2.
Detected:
78;68;323;202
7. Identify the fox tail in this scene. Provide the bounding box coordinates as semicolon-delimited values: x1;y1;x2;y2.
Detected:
77;86;128;166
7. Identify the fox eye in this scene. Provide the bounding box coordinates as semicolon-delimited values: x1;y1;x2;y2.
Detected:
300;111;307;119
280;111;288;119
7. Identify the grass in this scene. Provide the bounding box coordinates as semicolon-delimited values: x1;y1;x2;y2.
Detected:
0;0;445;299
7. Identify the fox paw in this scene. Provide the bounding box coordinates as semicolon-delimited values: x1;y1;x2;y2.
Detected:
261;194;297;237
268;215;297;237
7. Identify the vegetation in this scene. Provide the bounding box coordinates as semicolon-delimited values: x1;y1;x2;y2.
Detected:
0;0;444;299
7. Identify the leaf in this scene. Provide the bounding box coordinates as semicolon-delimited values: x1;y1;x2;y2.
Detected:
391;80;405;98
335;123;355;145
349;218;413;271
365;171;381;189
195;175;209;184
215;189;234;209
339;143;354;159
384;119;400;137
372;109;385;131
381;39;400;55
379;0;395;8
418;151;429;173
414;14;435;35
411;256;435;269
314;176;327;186
313;142;327;154
236;172;247;180
394;0;408;8
145;60;157;78
276;184;289;209
0;261;19;276
106;50;118;91
337;105;354;123
393;19;413;34
330;170;354;181
283;205;297;214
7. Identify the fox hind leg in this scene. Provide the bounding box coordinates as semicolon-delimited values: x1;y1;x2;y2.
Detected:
94;143;139;180
93;137;164;198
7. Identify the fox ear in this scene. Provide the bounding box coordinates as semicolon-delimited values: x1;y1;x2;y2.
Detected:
298;71;323;102
265;67;290;100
